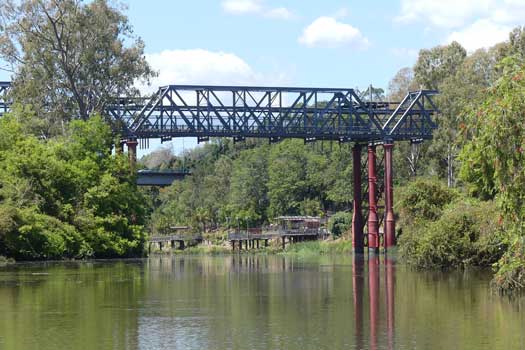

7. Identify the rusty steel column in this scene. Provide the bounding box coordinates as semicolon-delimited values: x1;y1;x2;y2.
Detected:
352;144;364;254
367;145;379;254
384;143;396;249
127;139;138;168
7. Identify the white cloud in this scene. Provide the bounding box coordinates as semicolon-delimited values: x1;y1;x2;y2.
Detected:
222;0;294;20
298;17;369;49
264;7;294;20
222;0;262;15
397;0;525;28
396;0;525;51
140;49;288;94
446;19;511;52
396;0;491;28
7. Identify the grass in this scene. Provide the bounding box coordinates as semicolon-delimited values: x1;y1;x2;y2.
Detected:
147;238;355;257
280;239;353;257
0;255;15;265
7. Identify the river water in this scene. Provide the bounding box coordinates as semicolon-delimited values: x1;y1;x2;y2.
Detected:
0;255;523;349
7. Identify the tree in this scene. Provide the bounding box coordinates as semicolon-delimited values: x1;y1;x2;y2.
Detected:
0;0;155;132
414;42;468;186
460;56;525;291
414;41;466;90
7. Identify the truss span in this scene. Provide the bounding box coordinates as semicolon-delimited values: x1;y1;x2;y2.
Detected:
0;82;438;142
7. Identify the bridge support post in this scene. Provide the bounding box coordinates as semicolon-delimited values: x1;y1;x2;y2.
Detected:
127;139;138;168
384;143;396;249
367;145;379;254
352;144;364;254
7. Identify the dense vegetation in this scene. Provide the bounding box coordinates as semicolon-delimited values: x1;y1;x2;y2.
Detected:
0;114;147;259
0;0;153;260
147;139;354;233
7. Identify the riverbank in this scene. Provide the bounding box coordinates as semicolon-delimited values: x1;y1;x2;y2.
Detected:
148;238;355;257
395;178;523;294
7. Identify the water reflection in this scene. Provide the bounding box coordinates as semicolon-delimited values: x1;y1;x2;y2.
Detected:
352;255;396;350
0;255;523;349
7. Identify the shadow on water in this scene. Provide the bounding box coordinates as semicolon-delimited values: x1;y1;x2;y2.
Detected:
0;254;524;349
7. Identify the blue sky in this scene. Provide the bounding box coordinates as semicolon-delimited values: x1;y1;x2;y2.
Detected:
2;0;524;156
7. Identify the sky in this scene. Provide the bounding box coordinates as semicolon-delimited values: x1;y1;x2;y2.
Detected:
2;0;525;156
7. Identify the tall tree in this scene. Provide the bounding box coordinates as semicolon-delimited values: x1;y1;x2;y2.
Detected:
0;0;155;133
414;42;467;186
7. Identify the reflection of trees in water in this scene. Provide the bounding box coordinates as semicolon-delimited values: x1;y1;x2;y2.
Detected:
1;257;524;349
0;261;145;349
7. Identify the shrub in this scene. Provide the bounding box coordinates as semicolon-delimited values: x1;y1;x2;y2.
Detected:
327;212;353;237
4;207;88;260
399;199;505;268
397;178;458;226
492;233;525;294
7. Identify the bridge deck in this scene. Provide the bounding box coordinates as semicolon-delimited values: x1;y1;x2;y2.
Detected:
136;169;190;186
0;82;438;143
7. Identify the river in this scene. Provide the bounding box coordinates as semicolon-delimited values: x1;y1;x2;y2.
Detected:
0;255;523;349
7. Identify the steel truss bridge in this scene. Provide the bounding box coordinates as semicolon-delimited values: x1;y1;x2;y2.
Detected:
0;81;439;251
0;82;438;143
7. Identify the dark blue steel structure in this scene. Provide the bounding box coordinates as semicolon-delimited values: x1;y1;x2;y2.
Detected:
0;82;438;143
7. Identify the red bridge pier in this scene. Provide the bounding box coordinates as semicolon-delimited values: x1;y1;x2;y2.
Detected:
352;144;364;254
367;145;379;254
126;139;138;167
384;143;396;249
352;141;396;253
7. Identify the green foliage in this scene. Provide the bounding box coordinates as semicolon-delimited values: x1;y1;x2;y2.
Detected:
327;212;353;237
149;139;356;232
459;55;525;292
397;178;458;225
492;235;525;293
0;113;147;260
281;240;353;256
3;207;87;260
399;199;505;269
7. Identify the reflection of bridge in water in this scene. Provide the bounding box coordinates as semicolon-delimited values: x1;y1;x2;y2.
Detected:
353;255;396;350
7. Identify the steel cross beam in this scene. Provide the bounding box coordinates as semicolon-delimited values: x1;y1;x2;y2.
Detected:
0;82;439;142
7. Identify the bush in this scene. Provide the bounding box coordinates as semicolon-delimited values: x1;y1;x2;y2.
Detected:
492;233;525;294
399;199;505;268
397;178;458;227
327;212;353;237
4;207;88;260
